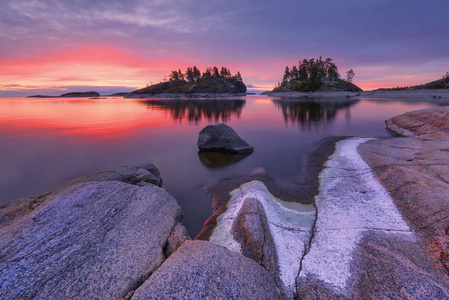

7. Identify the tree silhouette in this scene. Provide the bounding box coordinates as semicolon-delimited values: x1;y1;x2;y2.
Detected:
346;69;355;83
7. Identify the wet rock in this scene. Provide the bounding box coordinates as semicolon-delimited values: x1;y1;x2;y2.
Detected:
197;123;254;154
131;240;283;299
0;163;186;299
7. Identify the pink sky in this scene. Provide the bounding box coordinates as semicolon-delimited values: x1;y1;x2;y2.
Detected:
1;1;448;96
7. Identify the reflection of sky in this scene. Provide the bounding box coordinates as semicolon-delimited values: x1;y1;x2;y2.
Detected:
1;1;448;96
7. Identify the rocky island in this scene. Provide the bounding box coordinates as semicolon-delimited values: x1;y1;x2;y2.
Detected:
1;109;449;298
126;66;246;98
265;57;362;94
27;91;100;98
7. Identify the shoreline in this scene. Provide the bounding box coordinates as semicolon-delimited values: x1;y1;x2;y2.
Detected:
264;89;449;99
124;92;247;99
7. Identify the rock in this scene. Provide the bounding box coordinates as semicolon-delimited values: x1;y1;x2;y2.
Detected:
164;223;191;257
359;108;449;294
197;123;254;154
0;163;187;299
197;169;315;298
0;163;162;230
297;135;449;298
131;240;284;299
386;106;449;137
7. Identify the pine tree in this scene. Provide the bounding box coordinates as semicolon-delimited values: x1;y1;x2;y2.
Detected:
235;71;243;82
346;69;355;83
282;66;291;84
193;66;201;82
185;67;194;82
169;70;179;81
213;66;220;77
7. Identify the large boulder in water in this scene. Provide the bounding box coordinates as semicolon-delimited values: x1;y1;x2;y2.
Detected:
0;163;189;299
132;240;284;299
197;123;254;154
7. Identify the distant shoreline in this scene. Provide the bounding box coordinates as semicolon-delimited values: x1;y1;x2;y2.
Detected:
264;89;449;99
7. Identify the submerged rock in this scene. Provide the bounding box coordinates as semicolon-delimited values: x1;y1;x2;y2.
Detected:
0;163;189;299
197;123;254;154
132;240;283;299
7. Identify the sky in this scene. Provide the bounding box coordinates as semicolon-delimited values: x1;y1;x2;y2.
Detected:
1;0;448;96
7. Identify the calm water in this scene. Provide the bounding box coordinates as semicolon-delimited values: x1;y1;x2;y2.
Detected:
0;95;442;236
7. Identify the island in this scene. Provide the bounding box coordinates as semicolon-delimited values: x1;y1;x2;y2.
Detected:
267;57;362;93
28;91;100;98
126;66;246;98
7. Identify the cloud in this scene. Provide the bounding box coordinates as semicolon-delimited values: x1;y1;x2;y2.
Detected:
0;0;448;93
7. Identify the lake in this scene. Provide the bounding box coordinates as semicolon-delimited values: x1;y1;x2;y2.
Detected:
0;95;443;236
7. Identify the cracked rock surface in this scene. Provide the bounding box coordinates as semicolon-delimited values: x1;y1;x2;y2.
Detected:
132;240;283;299
197;169;316;299
0;163;188;299
297;137;449;299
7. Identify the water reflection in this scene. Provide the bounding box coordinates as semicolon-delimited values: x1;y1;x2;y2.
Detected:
272;98;358;127
198;151;250;169
139;99;245;123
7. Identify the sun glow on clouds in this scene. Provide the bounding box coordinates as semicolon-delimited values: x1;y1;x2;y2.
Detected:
0;45;190;93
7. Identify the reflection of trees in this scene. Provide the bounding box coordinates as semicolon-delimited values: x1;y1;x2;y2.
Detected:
272;99;358;127
140;99;245;123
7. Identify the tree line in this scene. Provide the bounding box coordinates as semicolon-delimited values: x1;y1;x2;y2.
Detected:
167;66;243;83
282;57;340;84
281;57;355;84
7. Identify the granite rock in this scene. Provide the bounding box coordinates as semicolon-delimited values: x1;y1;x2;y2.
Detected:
297;137;449;298
0;163;162;230
386;106;449;137
197;123;254;154
131;240;283;299
0;163;187;299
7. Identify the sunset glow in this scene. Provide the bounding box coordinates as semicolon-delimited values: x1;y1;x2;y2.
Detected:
1;1;448;96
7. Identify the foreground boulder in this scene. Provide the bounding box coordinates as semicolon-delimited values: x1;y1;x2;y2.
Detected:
197;123;254;154
0;163;189;299
132;240;283;299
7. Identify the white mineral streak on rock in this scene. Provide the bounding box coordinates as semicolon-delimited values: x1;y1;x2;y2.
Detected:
210;181;315;297
299;137;414;294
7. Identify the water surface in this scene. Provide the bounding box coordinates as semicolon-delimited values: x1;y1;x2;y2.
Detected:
0;95;442;236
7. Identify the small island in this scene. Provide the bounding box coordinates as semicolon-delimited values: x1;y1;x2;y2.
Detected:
28;91;100;98
126;66;246;98
266;57;362;93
